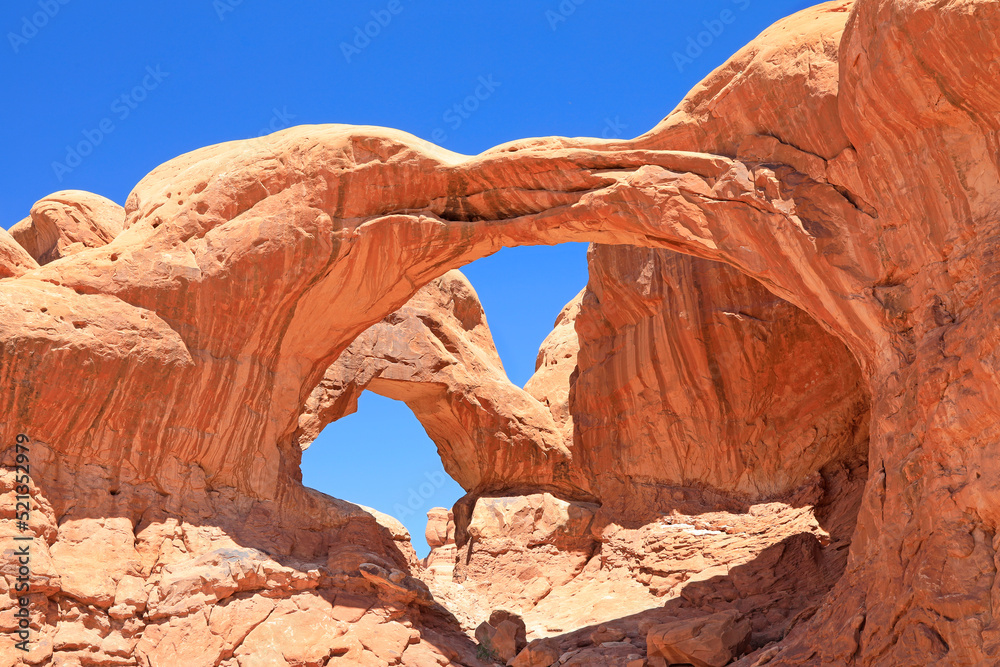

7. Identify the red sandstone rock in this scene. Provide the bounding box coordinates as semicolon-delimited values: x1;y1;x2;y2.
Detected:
510;639;560;667
425;508;455;549
8;191;124;265
302;241;866;646
591;625;627;645
523;294;582;441
491;619;520;662
296;269;580;497
569;244;869;506
2;0;999;664
475;620;496;648
488;610;528;655
647;610;752;667
430;471;861;645
0;226;38;278
423;508;458;584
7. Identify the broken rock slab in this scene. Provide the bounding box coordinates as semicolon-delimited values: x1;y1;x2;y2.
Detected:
647;610;751;667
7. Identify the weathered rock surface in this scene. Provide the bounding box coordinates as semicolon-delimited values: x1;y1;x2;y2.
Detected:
422;508;458;584
2;0;999;664
425;465;863;646
9;191;124;265
523;294;582;442
510;639;560;667
0;226;38;278
647;610;752;667
0;442;484;666
307;232;868;518
295;270;583;498
307;231;869;656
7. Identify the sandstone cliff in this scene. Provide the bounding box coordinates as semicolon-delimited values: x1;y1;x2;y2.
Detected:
2;0;998;664
569;245;869;509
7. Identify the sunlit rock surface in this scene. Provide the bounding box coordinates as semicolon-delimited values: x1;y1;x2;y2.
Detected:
3;0;1000;663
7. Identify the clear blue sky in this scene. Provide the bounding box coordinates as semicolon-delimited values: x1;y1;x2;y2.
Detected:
2;0;814;554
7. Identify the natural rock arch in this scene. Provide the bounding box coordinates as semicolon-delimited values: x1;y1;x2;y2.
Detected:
2;0;999;663
300;251;869;509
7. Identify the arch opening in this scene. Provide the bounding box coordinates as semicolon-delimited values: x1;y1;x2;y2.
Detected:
301;390;464;557
293;237;872;647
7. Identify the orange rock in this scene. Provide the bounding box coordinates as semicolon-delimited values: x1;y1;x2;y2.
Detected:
0;225;38;277
510;640;561;667
425;507;455;549
1;0;999;664
296;270;580;496
423;508;458;583
489;610;527;654
475;620;495;648
8;190;123;265
232;594;345;666
491;619;520;663
568;245;869;506
48;518;142;609
591;624;627;645
523;293;582;440
646;610;752;667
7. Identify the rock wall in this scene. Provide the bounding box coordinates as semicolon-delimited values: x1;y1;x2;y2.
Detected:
301;240;870;663
1;0;999;663
423;459;866;662
304;245;870;516
569;245;869;509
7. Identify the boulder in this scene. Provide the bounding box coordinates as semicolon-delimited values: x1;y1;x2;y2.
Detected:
510;640;561;667
646;611;751;667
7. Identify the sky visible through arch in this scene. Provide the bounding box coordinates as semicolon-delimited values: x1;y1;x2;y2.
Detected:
2;0;816;554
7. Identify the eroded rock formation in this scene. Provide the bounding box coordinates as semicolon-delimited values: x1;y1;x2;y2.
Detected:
571;245;869;508
323;238;871;660
295;270;583;498
2;0;999;664
8;192;124;266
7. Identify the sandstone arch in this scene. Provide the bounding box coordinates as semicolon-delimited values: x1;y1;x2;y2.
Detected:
294;269;588;499
2;0;999;663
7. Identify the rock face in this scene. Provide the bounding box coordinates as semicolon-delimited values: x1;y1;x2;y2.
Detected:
647;610;752;667
422;508;457;583
306;246;868;514
523;294;582;442
9;191;124;265
295;269;583;498
426;468;863;647
570;245;869;507
2;0;999;664
0;227;38;278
